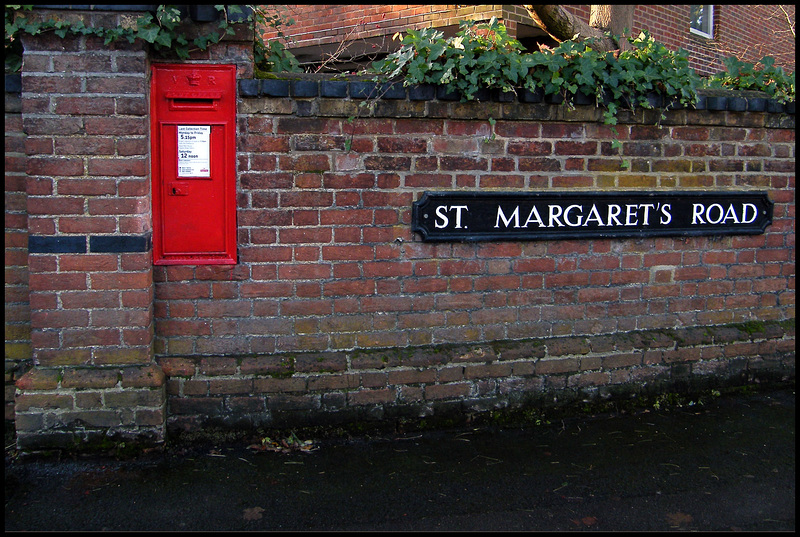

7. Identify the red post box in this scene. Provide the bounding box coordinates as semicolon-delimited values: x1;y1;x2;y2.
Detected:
150;64;237;265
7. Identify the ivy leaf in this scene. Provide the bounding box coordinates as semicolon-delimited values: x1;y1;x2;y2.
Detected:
154;32;172;48
136;25;160;44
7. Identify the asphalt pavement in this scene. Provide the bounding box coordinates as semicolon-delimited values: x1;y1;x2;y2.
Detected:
5;385;795;532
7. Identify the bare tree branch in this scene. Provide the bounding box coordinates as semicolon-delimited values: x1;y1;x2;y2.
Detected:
777;5;795;38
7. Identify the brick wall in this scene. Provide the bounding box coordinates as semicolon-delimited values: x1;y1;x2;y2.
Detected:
6;7;795;449
153;79;794;434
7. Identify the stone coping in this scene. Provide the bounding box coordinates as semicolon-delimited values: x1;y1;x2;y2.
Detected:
236;75;795;115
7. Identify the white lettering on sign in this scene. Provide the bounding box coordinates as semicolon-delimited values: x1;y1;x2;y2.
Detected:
434;205;469;229
691;203;758;225
494;203;675;229
177;125;211;177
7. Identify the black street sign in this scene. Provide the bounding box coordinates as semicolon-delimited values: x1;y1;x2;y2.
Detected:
411;191;773;242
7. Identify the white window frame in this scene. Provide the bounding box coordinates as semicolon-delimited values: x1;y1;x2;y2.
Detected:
689;5;714;39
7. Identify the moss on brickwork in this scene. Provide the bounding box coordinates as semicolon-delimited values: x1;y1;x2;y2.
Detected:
4;342;32;361
159;320;793;441
11;418;165;454
157;379;795;452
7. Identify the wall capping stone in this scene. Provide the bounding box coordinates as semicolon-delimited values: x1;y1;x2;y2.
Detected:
236;75;795;119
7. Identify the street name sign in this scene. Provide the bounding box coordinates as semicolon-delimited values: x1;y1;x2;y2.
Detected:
411;191;773;242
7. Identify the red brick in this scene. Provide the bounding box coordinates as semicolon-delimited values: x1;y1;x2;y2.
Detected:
347;388;395;405
555;141;597;155
15;393;74;411
62;368;119;389
14;368;61;390
209;378;253;394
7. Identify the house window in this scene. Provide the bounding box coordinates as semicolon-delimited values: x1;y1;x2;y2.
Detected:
689;5;714;38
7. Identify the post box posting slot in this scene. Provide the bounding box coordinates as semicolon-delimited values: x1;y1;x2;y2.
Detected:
151;64;237;265
166;90;222;111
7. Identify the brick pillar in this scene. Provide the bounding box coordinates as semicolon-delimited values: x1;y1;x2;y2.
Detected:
5;73;32;422
14;22;164;450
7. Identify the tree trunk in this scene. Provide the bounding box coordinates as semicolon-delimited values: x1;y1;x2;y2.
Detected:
589;5;633;51
524;5;633;52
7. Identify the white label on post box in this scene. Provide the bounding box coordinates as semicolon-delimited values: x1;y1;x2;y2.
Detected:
177;125;211;177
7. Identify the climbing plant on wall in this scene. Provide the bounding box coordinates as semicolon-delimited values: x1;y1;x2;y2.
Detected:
366;17;794;110
4;4;300;74
705;55;795;104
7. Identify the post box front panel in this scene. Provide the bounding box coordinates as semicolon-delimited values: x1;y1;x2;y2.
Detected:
158;122;229;257
151;64;237;265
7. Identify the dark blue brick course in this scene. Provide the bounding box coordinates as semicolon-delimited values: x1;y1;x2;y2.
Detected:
90;235;150;253
28;236;87;254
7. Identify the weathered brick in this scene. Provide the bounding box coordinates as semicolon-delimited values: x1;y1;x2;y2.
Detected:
61;368;119;389
464;363;512;378
104;389;164;409
120;365;165;388
15;393;73;411
227;396;267;415
209;378;253;394
425;382;470;400
602;353;643;369
347;388;395;405
199;357;238;376
134;408;166;426
170;397;224;416
58;410;124;428
387;369;436;385
546;338;591;356
267;394;320;411
567;371;610;388
306;374;358;391
240;355;295;376
536;358;579;375
157;358;197;377
75;391;103;409
15;368;61;391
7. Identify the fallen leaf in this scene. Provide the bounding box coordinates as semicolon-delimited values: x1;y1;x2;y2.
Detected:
666;512;693;527
243;506;265;521
581;516;598;527
247;434;318;453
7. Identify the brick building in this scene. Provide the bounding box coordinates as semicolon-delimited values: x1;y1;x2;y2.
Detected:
260;5;796;76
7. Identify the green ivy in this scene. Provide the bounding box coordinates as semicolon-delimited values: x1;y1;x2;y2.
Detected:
367;18;794;127
4;4;300;74
368;21;706;127
705;55;795;104
250;5;300;75
370;18;529;101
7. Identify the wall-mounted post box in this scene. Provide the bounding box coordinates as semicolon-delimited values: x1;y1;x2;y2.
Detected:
151;64;237;265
